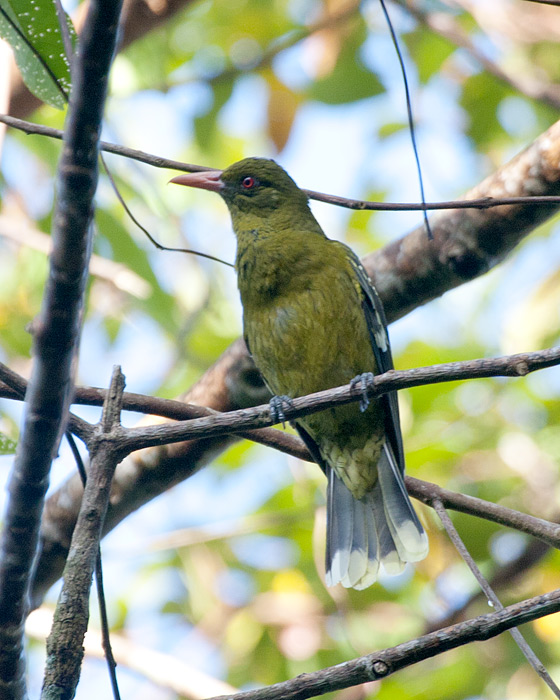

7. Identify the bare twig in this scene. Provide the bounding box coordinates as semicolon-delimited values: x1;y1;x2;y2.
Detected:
3;113;560;212
407;477;560;549
6;346;559;455
433;500;560;697
0;361;304;461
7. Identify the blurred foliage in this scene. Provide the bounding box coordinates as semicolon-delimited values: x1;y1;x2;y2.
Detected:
2;0;560;699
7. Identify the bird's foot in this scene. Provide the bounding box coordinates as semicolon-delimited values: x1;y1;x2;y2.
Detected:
269;395;294;428
350;373;375;412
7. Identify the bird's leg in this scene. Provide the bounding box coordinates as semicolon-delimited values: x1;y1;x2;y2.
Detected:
269;395;294;428
350;372;375;412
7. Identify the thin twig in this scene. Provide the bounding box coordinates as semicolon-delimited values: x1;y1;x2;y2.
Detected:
379;0;433;238
4;113;560;212
433;499;560;697
2;344;557;464
2;356;560;549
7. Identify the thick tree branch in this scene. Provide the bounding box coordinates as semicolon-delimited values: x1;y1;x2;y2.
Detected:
366;118;560;321
0;0;121;696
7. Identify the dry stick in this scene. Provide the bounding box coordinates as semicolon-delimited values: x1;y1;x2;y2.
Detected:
65;432;120;700
3;372;559;553
4;346;557;458
205;589;560;700
3;345;560;472
0;361;302;461
42;367;126;699
0;363;94;442
432;499;560;698
4;113;560;212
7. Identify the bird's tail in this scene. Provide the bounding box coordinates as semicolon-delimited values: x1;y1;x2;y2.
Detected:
325;443;428;590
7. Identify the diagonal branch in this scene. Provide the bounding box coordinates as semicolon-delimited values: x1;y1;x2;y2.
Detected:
207;588;560;700
433;500;560;697
4;113;560;213
22;346;560;603
42;367;126;699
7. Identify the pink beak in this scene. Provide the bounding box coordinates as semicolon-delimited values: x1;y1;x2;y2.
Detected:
169;169;224;193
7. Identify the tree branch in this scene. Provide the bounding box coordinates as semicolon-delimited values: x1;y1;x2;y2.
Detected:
22;345;560;602
108;346;560;451
433;500;560;696
4;113;560;212
0;0;121;696
42;367;125;699
207;588;560;700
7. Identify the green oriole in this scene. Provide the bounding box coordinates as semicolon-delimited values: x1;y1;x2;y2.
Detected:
171;158;428;589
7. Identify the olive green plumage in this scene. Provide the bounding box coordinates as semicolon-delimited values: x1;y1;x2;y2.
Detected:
172;158;428;589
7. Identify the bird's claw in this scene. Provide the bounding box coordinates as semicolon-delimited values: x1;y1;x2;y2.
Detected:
269;395;294;428
350;372;375;412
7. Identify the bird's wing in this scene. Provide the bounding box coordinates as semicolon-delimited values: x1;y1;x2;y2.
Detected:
346;252;406;475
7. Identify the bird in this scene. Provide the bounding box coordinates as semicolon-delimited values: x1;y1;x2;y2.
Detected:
171;158;428;589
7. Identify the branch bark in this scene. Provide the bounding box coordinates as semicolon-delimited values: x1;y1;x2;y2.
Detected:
41;367;125;699
0;0;121;696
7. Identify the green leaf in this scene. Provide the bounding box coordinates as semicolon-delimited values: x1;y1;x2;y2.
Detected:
403;28;455;84
309;25;384;105
0;0;75;109
378;121;407;139
0;432;17;455
460;72;512;149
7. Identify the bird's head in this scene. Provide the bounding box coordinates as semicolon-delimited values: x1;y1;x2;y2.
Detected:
170;157;312;224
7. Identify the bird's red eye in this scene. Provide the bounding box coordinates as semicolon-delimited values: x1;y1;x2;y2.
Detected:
242;176;256;189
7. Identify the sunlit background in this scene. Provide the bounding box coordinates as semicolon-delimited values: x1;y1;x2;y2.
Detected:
2;0;560;698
